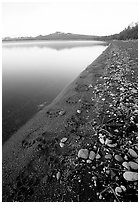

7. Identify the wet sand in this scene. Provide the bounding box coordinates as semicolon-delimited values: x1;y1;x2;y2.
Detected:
2;40;138;202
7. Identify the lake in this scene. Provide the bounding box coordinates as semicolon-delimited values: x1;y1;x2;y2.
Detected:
2;40;107;144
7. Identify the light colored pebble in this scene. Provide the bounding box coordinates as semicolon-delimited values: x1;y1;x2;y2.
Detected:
129;161;138;170
78;149;89;159
96;153;101;159
115;155;123;162
115;187;122;196
122;162;130;170
99;138;104;144
77;109;81;114
123;171;138;181
128;148;138;158
59;110;66;116
105;154;112;160
89;151;96;160
60;137;67;143
60;142;64;148
107;143;117;148
56;172;61;180
87;159;92;164
120;185;126;192
124;155;128;161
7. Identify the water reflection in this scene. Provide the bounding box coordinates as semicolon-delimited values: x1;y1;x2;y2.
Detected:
2;40;107;144
3;40;106;50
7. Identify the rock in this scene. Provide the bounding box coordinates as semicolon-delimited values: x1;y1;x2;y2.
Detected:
60;142;64;148
56;172;61;180
124;155;128;161
120;185;126;192
96;153;101;160
122;162;130;170
77;109;81;114
89;151;96;160
107;143;117;148
87;159;92;164
105;154;112;160
129;161;138;170
60;137;67;143
123;171;138;181
128;148;138;158
59;110;66;116
115;187;122;196
115;155;123;162
99;138;104;144
78;149;89;159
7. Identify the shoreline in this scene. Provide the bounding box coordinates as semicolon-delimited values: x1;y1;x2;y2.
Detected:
2;40;138;202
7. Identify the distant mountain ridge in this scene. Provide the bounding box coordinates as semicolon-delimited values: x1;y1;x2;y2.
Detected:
3;23;138;42
3;32;98;41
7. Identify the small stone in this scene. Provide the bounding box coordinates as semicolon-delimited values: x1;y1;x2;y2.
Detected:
124;155;128;161
92;166;96;169
89;151;96;160
60;137;67;143
78;149;89;159
56;172;61;180
128;161;138;170
87;159;92;164
107;143;117;148
123;171;138;181
59;110;66;116
105;154;112;160
99;138;104;144
128;148;138;158
115;187;122;196
106;170;110;174
60;142;64;148
96;153;101;159
122;162;130;170
115;155;123;162
120;185;126;192
77;109;81;114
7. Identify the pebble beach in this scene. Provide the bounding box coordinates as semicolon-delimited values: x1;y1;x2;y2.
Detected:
2;40;138;202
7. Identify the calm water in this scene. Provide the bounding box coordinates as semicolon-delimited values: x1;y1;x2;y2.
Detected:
2;40;107;144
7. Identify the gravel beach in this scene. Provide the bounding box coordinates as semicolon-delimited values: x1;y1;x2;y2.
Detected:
2;40;138;202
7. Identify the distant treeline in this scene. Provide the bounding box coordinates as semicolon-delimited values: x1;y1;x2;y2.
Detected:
98;23;138;40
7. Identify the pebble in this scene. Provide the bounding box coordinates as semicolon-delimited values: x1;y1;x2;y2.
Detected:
128;161;138;170
128;148;138;158
122;162;130;170
99;138;104;144
59;110;66;116
123;171;138;181
56;172;61;180
120;185;126;192
124;155;128;161
60;142;65;148
96;153;101;159
78;149;89;159
89;151;96;160
107;143;117;148
115;155;123;162
105;154;112;160
115;187;122;196
87;159;92;164
60;137;68;143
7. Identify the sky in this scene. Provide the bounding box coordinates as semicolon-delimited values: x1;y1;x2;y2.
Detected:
2;0;138;37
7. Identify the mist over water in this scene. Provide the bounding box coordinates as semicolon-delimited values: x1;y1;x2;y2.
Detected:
2;40;107;144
